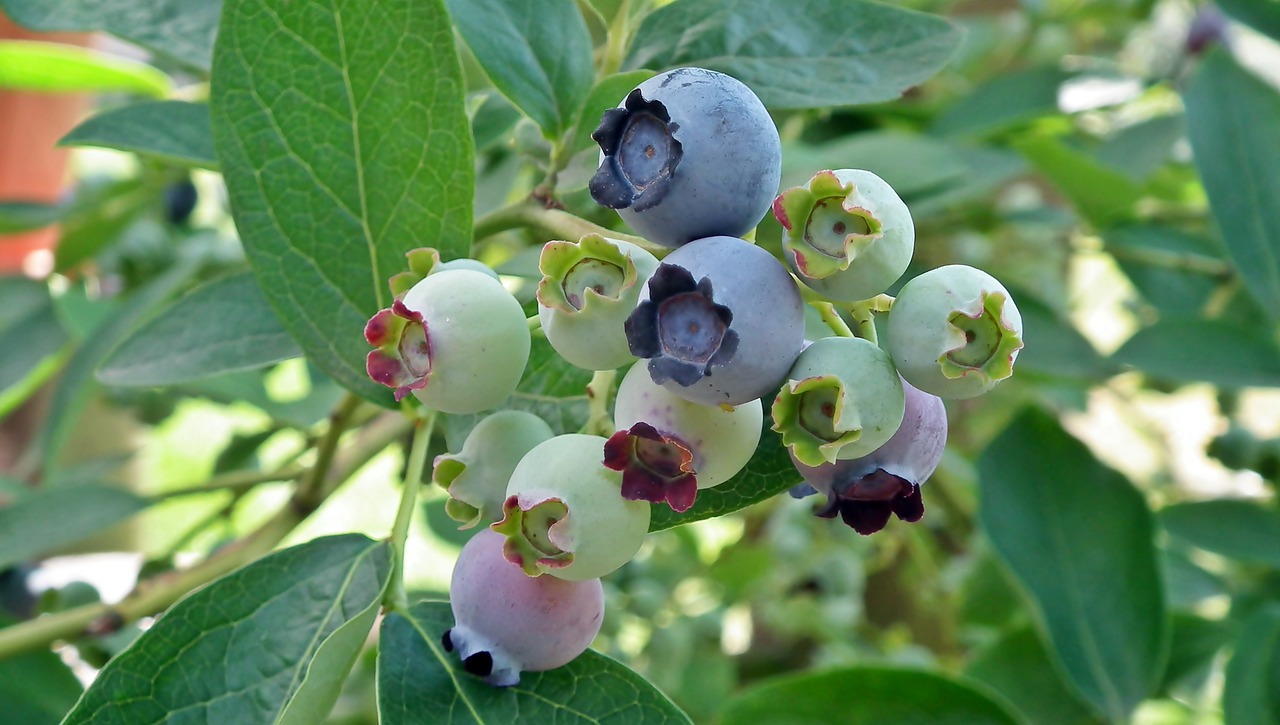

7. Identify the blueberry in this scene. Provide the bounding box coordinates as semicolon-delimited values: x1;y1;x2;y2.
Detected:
589;68;782;247
446;529;604;687
433;411;554;529
792;378;947;535
624;236;804;406
163;178;198;226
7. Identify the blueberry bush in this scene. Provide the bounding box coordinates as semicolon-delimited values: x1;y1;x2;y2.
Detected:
1;0;1279;723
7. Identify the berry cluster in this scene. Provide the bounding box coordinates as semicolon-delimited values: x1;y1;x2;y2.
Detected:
363;67;1024;687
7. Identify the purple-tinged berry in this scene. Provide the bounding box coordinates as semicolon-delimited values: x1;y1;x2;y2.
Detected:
792;379;946;535
772;336;905;467
365;268;529;413
446;529;604;687
589;67;782;247
493;434;649;581
434;411;554;529
625;236;803;406
537;234;659;371
886;265;1024;400
773;169;914;301
604;361;762;511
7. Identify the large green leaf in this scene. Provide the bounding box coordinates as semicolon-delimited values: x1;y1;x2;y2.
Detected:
98;271;299;387
64;535;392;724
1161;499;1280;568
0;615;84;725
649;420;793;532
211;0;475;405
60;101;217;169
377;600;692;724
1223;605;1280;725
1113;318;1280;388
0;279;71;420
0;40;169;96
1184;49;1280;319
978;408;1167;722
624;0;962;109
966;626;1106;725
720;667;1020;725
0;0;221;70
1014;135;1144;228
445;0;594;137
0;486;149;570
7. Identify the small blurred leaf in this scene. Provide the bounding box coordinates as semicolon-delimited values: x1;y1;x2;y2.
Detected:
0;0;221;70
649;421;793;532
966;626;1105;725
1014;135;1144;227
212;0;474;405
54;179;153;274
1113;319;1280;388
0;615;84;725
909;145;1026;219
1162;548;1228;609
1161;499;1280;568
625;0;961;109
721;667;1020;725
446;0;595;137
569;70;655;154
933;67;1071;138
0;280;71;420
0;486;149;570
175;368;344;429
0;41;169;96
979;408;1167;722
1162;613;1231;692
377;600;692;724
0;202;65;235
60;101;217;169
1105;225;1229;318
1222;605;1280;725
782;131;969;197
1096;114;1185;181
98;271;298;386
1008;288;1113;380
470;92;523;152
64;535;392;724
1216;0;1280;43
1184;49;1280;319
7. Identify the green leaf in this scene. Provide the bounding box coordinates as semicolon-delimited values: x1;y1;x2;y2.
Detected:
470;92;523;152
54;179;154;274
1113;318;1280;388
720;667;1020;725
1223;605;1280;725
782;131;969;197
649;419;792;532
1013;135;1144;227
1161;499;1280;568
0;40;170;96
0;202;65;235
174;367;345;429
1217;0;1280;43
445;0;595;137
97;271;299;387
933;66;1071;138
965;626;1105;725
1007;288;1113;380
0;280;71;420
0;486;149;570
64;535;392;724
377;600;692;724
1104;225;1230;318
0;615;84;725
60;101;218;169
1162;613;1231;691
1095;114;1185;181
40;255;203;478
1184;49;1280;319
0;0;221;70
569;70;655;154
212;0;475;405
624;0;962;109
978;408;1168;722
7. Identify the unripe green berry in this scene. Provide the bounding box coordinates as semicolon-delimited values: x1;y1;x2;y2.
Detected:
434;411;555;528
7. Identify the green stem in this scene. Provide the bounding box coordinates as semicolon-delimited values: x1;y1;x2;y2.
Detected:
473;201;661;255
0;410;412;660
527;313;542;330
847;294;894;344
582;368;618;436
813;301;854;338
599;0;633;77
387;411;436;612
149;465;306;502
1106;244;1233;279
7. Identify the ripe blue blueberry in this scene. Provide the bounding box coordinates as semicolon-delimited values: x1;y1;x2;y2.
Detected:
625;236;804;406
791;378;947;535
445;529;604;687
590;67;782;247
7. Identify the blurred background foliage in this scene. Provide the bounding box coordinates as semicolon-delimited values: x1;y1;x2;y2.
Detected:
2;0;1280;723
